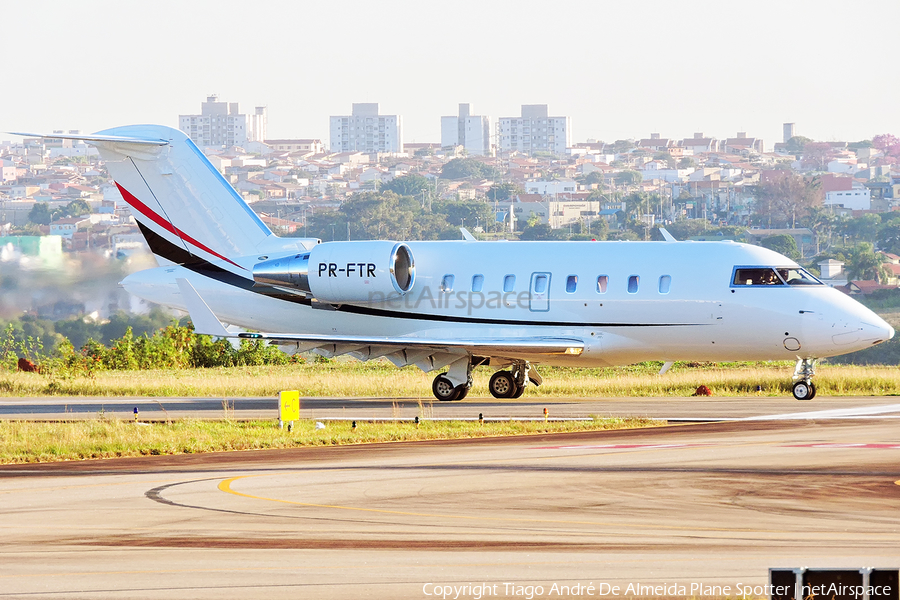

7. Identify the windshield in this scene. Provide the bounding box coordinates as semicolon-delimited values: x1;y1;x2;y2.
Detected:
732;266;823;287
733;268;783;286
776;267;822;286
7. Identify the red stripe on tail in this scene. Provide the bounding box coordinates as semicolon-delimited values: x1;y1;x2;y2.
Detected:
115;182;245;270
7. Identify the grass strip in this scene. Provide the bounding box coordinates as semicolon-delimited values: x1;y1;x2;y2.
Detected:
0;417;657;464
1;362;899;397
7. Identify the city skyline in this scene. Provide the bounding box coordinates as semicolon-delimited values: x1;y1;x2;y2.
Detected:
2;0;899;147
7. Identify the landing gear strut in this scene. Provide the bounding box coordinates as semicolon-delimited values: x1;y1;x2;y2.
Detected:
792;358;817;400
431;357;475;401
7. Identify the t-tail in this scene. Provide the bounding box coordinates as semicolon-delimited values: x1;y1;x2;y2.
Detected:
25;125;314;275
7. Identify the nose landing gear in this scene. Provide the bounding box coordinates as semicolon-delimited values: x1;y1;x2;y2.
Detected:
791;358;817;400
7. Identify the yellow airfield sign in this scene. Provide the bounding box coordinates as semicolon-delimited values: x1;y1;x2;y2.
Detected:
279;390;300;422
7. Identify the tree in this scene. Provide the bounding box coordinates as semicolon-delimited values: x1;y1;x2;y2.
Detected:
785;136;812;154
65;199;91;217
802;142;835;171
847;139;874;151
433;200;493;229
877;221;900;255
27;203;52;225
840;213;882;244
663;219;712;240
519;223;568;241
380;174;430;198
677;157;695;169
575;171;605;187
801;206;837;253
760;234;801;260
486;182;524;201
439;158;496;180
610;140;635;154
844;243;889;283
614;170;642;186
753;172;823;229
873;133;900;163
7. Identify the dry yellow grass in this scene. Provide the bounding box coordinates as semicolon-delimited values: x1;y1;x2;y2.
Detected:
0;360;898;398
0;417;657;464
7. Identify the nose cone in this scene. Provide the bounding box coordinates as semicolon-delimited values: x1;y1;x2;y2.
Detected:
859;316;895;345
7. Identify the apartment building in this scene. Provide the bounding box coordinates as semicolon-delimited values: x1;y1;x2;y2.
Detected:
441;103;491;156
498;104;571;156
329;103;403;154
179;96;266;148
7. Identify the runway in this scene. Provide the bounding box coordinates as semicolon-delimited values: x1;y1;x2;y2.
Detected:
3;394;900;422
1;415;899;599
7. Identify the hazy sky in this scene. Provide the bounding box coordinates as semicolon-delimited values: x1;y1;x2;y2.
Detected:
3;0;898;149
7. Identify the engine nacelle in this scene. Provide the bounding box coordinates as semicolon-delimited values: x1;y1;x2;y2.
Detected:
252;241;415;303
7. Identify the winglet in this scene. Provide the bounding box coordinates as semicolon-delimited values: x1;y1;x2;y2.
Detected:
460;227;476;241
659;227;677;242
175;278;230;337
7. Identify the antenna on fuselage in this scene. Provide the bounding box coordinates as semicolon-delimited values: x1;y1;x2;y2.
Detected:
460;227;477;241
658;227;677;242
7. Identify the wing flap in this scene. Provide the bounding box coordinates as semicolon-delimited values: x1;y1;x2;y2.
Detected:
238;331;584;356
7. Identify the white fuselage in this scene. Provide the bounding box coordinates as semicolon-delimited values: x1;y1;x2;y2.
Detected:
122;239;894;367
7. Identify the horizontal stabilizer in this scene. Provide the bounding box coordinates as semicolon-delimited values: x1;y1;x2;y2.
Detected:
176;278;230;337
7;131;168;146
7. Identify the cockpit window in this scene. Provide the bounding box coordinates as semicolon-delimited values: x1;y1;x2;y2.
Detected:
776;267;822;286
733;268;784;286
732;266;824;287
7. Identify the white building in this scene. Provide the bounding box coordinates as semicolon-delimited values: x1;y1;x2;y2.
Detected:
498;104;571;156
1;160;16;182
249;106;267;143
441;103;491;156
329;103;403;154
525;180;578;195
179;96;264;149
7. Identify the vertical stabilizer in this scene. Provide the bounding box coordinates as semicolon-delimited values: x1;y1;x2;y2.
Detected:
91;125;274;273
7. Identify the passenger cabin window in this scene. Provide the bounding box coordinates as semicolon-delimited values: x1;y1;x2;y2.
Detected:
658;275;671;294
627;275;639;294
596;275;608;294
566;275;577;293
534;274;548;294
471;274;484;292
733;268;784;286
440;274;455;292
503;275;516;292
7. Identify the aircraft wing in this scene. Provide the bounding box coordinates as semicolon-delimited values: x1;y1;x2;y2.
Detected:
238;331;583;356
237;332;582;371
176;278;583;370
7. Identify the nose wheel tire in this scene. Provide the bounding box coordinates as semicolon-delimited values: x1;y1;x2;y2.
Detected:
792;380;816;400
488;371;517;398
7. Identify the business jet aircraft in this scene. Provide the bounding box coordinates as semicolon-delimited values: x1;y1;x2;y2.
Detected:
21;125;894;401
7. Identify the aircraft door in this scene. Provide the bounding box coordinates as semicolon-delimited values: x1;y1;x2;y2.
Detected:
529;272;551;312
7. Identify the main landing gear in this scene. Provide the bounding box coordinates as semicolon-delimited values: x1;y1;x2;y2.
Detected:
431;373;472;402
430;359;541;401
791;358;817;400
487;361;541;399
